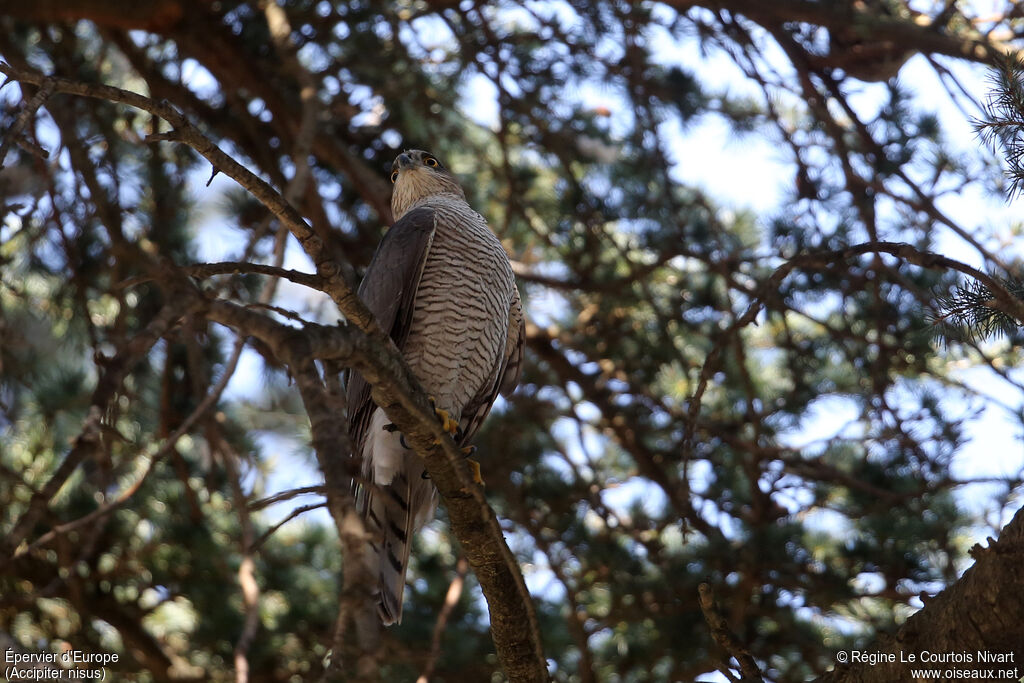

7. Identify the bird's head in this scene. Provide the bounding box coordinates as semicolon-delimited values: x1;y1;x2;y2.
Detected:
389;150;465;220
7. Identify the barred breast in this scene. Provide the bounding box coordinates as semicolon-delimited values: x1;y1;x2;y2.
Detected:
402;197;515;426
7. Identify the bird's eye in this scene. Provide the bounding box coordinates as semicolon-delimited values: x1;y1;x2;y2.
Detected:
390;171;399;183
423;157;439;167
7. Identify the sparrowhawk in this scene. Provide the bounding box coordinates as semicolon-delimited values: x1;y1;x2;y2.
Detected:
345;149;524;625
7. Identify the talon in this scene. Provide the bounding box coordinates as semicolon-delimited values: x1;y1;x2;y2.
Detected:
385;422;411;448
427;396;460;442
461;445;477;458
421;470;431;480
467;458;484;486
436;409;458;436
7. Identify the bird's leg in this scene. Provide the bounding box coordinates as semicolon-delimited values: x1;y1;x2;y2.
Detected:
419;447;483;485
389;398;458;444
382;422;413;450
461;446;483;486
428;396;460;444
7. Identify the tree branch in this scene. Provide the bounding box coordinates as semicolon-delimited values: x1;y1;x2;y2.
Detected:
0;60;376;332
203;296;551;681
0;0;184;32
673;0;1015;67
683;240;1024;461
182;261;324;290
417;556;470;683
815;505;1024;682
698;583;765;683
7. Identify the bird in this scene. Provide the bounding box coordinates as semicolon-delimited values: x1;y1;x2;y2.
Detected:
344;149;524;625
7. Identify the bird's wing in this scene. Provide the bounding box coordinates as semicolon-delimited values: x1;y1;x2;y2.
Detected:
345;206;436;466
344;206;436;626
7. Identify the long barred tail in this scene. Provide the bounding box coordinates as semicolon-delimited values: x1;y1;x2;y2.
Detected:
358;408;438;625
364;473;414;625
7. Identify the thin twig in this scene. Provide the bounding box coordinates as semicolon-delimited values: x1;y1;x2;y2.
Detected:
183;261;324;290
248;485;325;511
0;74;53;165
245;301;308;324
252;503;328;550
217;435;261;683
417;556;470;683
698;583;764;683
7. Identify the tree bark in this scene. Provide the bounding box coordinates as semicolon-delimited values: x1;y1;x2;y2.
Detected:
816;505;1024;682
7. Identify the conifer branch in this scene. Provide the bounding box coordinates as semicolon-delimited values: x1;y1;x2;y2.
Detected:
974;60;1024;198
932;276;1024;344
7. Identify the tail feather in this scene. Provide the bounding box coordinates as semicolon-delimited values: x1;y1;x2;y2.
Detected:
360;408;438;625
369;472;414;625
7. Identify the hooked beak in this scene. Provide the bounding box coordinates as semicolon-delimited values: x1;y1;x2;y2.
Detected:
397;153;414;169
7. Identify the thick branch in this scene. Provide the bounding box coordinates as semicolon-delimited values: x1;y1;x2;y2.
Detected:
674;0;1013;66
0;0;184;32
815;505;1024;682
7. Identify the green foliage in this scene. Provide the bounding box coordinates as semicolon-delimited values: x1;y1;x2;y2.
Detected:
932;276;1024;345
976;60;1024;198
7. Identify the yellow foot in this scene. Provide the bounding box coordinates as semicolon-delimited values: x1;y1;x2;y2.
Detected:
465;454;484;486
429;396;460;444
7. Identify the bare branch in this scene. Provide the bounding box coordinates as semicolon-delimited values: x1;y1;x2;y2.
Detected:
698;583;765;683
252;503;327;550
0;74;53;166
0;60;377;332
182;261;324;289
683;240;1024;461
249;485;325;512
417;556;470;683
